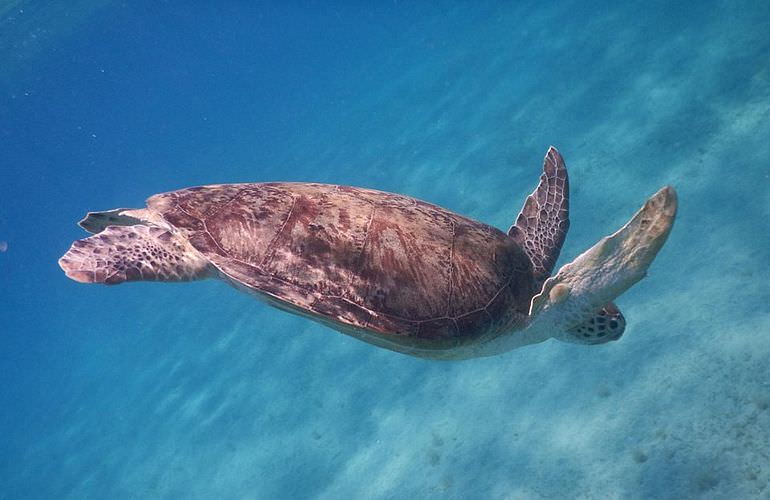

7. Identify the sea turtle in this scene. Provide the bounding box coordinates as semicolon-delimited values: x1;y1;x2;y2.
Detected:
58;148;677;359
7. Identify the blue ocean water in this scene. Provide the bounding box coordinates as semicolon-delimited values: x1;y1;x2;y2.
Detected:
2;1;769;498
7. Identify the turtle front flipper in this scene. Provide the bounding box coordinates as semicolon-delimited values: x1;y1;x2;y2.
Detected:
508;146;569;288
529;186;677;344
59;225;211;285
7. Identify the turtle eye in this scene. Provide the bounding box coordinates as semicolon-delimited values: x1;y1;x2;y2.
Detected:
607;311;626;340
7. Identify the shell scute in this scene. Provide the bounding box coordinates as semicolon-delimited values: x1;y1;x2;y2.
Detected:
356;204;453;321
152;182;535;345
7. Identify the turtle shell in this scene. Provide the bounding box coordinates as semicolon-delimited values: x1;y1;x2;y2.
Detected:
147;183;536;355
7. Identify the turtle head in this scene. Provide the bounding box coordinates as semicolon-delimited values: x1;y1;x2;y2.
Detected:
526;185;676;345
561;302;626;344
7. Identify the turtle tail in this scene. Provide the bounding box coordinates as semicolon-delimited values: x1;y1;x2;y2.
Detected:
58;224;211;285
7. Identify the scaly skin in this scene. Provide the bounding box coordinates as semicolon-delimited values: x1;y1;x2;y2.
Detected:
530;185;678;345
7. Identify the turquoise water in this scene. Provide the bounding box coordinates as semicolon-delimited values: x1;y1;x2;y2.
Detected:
2;1;769;498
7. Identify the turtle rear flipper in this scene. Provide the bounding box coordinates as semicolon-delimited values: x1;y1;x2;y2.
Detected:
79;208;144;234
508;146;569;288
58;225;210;285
